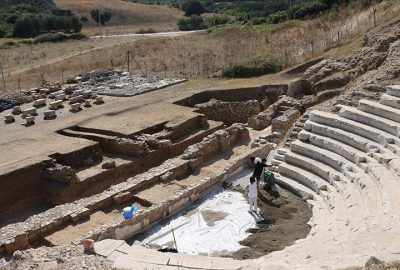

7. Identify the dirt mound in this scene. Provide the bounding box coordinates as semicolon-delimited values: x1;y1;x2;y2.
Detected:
227;187;312;260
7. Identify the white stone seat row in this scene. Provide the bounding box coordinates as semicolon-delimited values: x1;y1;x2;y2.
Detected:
295;130;394;224
338;105;400;138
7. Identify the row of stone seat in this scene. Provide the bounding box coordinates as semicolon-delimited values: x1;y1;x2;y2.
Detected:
269;85;400;267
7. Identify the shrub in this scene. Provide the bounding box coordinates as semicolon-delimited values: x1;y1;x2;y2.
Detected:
288;1;330;20
178;15;207;31
250;17;267;25
0;41;18;50
135;28;157;34
267;11;288;24
33;32;87;44
181;0;205;16
205;15;231;27
0;25;8;38
90;9;112;25
222;55;283;78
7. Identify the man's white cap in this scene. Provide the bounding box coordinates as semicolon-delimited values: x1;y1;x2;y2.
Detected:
254;157;262;164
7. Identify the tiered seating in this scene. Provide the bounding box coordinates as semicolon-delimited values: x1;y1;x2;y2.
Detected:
268;85;400;268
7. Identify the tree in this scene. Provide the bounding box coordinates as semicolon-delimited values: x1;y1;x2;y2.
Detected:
70;16;83;32
181;0;205;17
13;16;35;37
0;25;7;38
90;9;112;25
43;16;56;32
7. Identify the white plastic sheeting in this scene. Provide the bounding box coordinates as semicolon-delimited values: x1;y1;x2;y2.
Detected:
141;189;256;255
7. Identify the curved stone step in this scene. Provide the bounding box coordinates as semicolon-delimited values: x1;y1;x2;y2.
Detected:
304;120;381;153
386;85;400;98
303;113;400;227
359;99;400;123
338;105;400;137
309;110;397;146
380;93;400;110
283;150;366;225
278;162;329;193
278;161;351;233
303;122;400;177
290;137;388;223
290;140;358;174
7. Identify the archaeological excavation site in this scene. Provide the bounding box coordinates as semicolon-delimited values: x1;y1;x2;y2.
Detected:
0;18;399;270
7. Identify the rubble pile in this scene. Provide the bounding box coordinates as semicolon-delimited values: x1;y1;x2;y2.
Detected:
66;69;186;97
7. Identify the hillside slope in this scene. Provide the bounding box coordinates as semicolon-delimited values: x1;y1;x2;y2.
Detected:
54;0;183;34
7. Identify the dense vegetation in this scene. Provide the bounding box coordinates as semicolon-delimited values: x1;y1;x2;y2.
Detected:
222;54;283;78
217;0;381;24
90;9;113;25
0;0;83;38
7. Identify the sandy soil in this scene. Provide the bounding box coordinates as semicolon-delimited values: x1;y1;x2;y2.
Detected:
228;186;312;259
45;210;124;245
201;210;229;226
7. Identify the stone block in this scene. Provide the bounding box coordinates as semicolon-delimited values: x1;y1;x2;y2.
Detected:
102;160;116;169
84;100;91;107
25;116;35;126
82;239;95;251
83;90;93;98
94;96;104;104
70;207;91;223
4;114;14;123
55;94;66;101
33;98;46;107
49;100;63;110
44;110;56;119
12;106;21;115
22;107;37;116
70;103;81;112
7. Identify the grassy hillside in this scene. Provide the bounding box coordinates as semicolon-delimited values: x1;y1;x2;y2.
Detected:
0;0;82;37
53;0;183;34
0;0;399;93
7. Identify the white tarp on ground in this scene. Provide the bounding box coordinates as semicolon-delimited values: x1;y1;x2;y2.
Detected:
141;189;256;255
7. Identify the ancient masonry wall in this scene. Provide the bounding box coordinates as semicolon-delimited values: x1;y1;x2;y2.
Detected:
0;124;268;256
194;99;261;125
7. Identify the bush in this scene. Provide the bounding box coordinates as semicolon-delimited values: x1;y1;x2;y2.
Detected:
0;25;8;38
12;15;83;37
181;0;205;16
33;32;87;44
90;9;112;25
205;15;231;27
288;1;330;20
267;11;288;24
222;55;283;78
0;41;18;50
178;15;207;31
135;28;157;34
250;17;267;25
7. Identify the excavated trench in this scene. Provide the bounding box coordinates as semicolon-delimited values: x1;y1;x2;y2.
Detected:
0;84;315;258
174;85;286;127
0;115;223;225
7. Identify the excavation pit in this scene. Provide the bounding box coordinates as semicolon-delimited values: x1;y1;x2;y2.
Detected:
131;169;311;259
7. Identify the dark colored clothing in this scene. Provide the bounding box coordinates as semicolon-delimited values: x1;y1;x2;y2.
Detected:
253;162;266;180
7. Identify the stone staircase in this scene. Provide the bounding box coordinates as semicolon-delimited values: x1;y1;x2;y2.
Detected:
266;85;400;268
